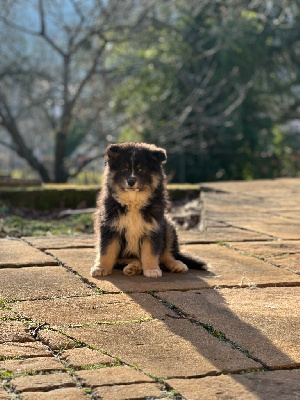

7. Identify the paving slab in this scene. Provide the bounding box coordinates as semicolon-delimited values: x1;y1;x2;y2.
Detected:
0;342;52;358
47;248;211;292
229;240;300;256
167;369;300;400
11;293;173;327
63;318;261;378
270;253;300;273
0;357;65;374
0;389;9;400
48;244;300;293
229;240;300;273
202;178;300;196
233;220;300;240
274;210;300;220
0;321;33;344
0;239;57;267
183;244;300;287
10;372;74;393
37;329;77;351
75;366;153;387
0;266;94;301
22;235;94;250
201;185;300;239
201;191;300;217
205;212;300;240
159;287;300;368
178;227;272;244
20;387;88;400
60;347;116;368
92;382;165;400
0;308;17;320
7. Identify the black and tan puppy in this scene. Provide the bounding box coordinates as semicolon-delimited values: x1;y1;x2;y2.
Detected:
91;142;206;278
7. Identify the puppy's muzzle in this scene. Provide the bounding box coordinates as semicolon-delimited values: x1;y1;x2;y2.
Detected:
127;177;137;187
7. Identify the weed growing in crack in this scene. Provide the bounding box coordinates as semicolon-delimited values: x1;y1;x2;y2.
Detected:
0;370;14;380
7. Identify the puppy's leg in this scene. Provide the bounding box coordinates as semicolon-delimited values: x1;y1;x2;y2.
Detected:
141;238;162;278
123;258;143;276
160;222;188;273
160;252;188;273
91;237;120;277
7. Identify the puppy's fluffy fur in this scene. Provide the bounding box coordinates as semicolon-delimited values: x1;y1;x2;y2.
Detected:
91;142;206;278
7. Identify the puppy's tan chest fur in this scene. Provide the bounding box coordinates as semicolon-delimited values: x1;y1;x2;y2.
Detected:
112;192;157;256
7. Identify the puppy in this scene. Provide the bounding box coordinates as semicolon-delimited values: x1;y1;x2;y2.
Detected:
90;142;206;278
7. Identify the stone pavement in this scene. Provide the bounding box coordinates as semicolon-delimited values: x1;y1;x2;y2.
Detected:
0;178;300;399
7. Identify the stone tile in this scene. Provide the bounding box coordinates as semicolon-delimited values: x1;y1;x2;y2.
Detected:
276;210;300;220
11;293;172;327
0;389;10;400
167;369;300;400
207;213;300;240
63;318;261;378
49;244;300;292
0;308;16;320
211;212;300;240
271;254;300;273
179;227;271;244
20;388;88;400
0;266;94;301
0;357;65;374
0;341;51;358
229;240;300;256
159;287;300;368
183;244;300;288
11;373;74;393
37;330;77;351
60;347;116;368
0;321;33;344
92;382;164;400
228;241;300;273
201;178;300;196
22;235;94;250
48;248;211;292
201;184;300;239
0;239;57;267
75;366;153;387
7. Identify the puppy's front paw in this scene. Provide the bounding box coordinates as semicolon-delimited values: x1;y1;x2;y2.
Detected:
123;263;143;276
143;268;162;278
168;260;188;273
90;264;112;277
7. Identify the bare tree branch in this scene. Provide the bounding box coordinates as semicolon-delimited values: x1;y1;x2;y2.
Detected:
0;90;52;182
0;138;15;151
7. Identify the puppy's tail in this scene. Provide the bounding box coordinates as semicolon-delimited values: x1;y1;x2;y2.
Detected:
176;251;208;270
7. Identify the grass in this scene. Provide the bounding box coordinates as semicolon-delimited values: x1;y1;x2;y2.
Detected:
0;213;94;238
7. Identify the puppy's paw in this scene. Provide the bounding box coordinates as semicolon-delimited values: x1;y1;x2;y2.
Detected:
168;260;188;273
143;268;162;278
90;264;112;277
123;263;143;276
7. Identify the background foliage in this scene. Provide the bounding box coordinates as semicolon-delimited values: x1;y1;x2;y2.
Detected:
0;0;299;183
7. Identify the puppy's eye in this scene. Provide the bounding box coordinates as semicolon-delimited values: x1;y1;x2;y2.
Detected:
138;168;144;173
122;167;129;172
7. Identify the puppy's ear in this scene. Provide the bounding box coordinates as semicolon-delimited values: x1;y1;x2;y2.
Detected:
151;148;167;164
105;144;121;160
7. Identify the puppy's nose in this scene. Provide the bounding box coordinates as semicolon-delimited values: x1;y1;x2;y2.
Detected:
127;177;137;187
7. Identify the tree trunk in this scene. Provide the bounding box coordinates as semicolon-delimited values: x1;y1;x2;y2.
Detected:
54;130;68;183
19;148;52;183
53;54;71;183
